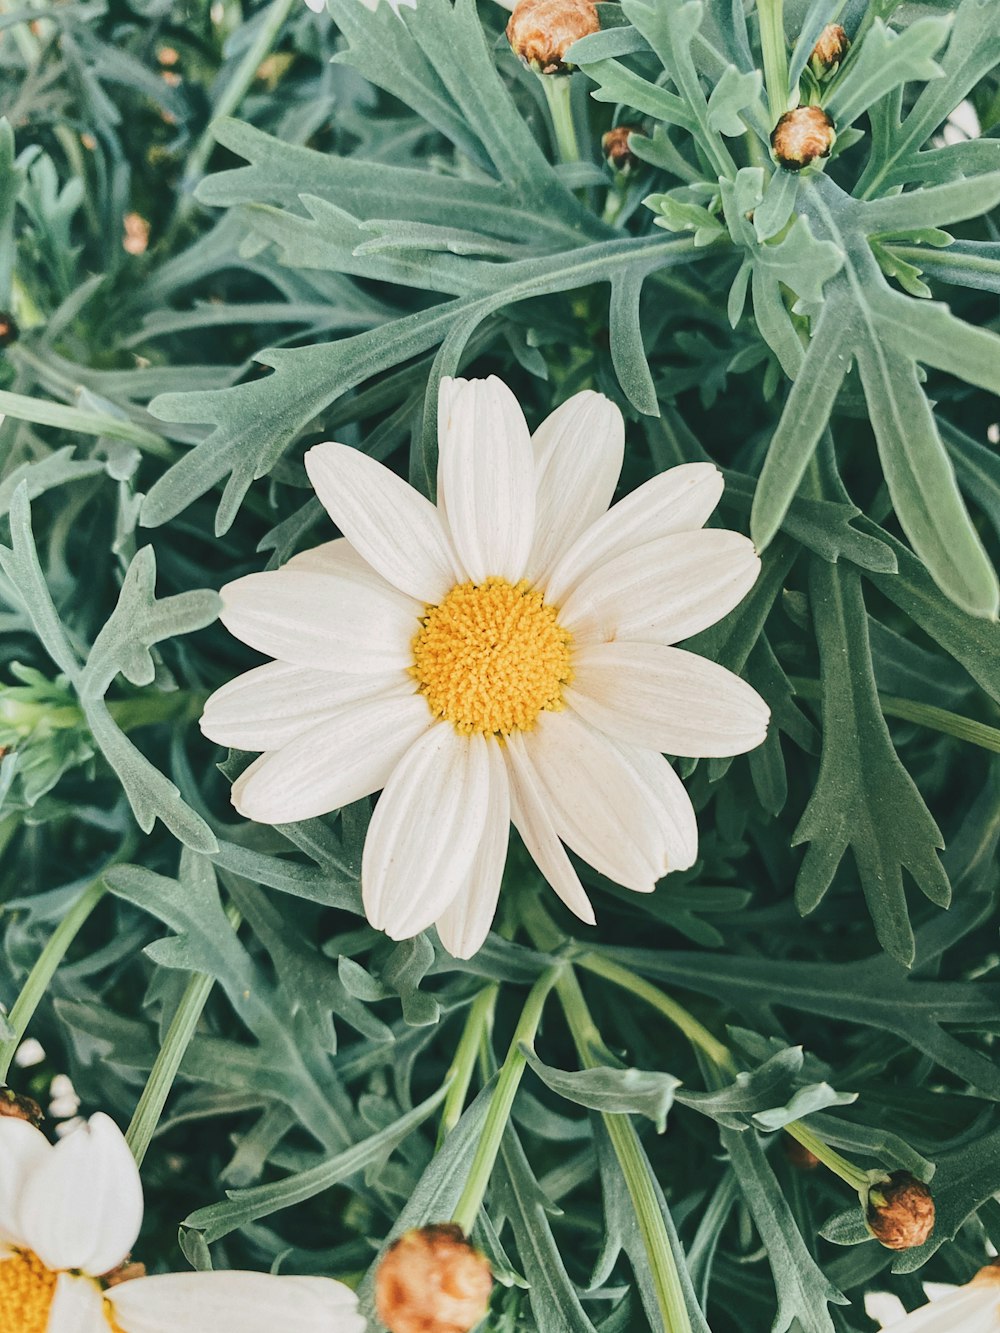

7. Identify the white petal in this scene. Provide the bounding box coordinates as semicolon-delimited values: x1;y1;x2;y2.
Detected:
20;1113;142;1276
231;693;433;824
611;743;699;874
526;392;624;583
435;744;510;958
0;1117;50;1248
47;1272;107;1333
303;0;325;11
437;377;534;582
362;726;491;940
219;567;420;674
521;711;682;892
545;463;724;605
282;537;369;577
200;661;413;751
883;1288;1000;1332
108;1272;365;1333
505;736;596;924
558;529;760;647
567;642;770;758
305;443;460;603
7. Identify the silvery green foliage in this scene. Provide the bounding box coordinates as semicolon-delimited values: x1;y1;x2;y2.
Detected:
0;1;999;1330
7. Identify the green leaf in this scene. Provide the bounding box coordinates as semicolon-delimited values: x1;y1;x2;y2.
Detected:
752;1082;857;1131
721;1125;846;1332
183;1082;449;1243
825;17;950;129
675;1048;804;1130
523;1048;680;1132
706;65;764;136
793;560;949;963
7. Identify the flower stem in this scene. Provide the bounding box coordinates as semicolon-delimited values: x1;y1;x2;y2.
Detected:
168;0;297;239
437;985;498;1149
450;967;561;1235
783;1120;873;1195
125;903;241;1167
577;951;734;1071
520;899;693;1333
757;0;790;125
0;876;112;1082
541;75;581;165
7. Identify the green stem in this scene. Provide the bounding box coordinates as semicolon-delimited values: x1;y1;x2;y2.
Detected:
169;0;297;237
450;967;561;1235
521;899;692;1333
541;75;581;165
577;951;734;1071
125;904;241;1167
783;1120;872;1195
0;878;109;1082
437;985;498;1148
791;677;1000;755
757;0;790;125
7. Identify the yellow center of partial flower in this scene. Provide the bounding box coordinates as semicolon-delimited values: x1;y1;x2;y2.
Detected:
411;578;573;735
0;1250;126;1332
0;1251;58;1332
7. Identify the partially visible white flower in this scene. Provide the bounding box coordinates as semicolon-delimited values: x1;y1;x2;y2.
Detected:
49;1073;81;1121
13;1038;46;1069
875;1267;1000;1330
0;1113;365;1333
942;98;981;144
203;376;769;960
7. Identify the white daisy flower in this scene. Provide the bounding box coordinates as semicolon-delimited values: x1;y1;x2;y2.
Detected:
878;1267;1000;1330
202;376;769;959
0;1113;365;1333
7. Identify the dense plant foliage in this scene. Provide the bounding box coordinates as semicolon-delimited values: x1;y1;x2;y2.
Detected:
1;0;999;1329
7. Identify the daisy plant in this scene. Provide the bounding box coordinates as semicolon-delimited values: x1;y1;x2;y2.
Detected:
0;0;999;1331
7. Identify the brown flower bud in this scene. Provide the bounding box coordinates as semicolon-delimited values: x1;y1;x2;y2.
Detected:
375;1224;493;1333
102;1259;147;1287
970;1261;1000;1288
783;1137;819;1171
810;24;849;75
0;312;19;348
770;106;836;172
866;1172;935;1250
602;126;639;172
0;1087;44;1126
506;0;600;75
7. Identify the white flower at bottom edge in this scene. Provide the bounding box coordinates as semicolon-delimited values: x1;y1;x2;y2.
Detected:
202;375;770;960
879;1267;1000;1331
0;1114;365;1333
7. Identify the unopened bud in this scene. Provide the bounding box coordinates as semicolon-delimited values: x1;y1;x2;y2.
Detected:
970;1261;1000;1288
602;126;639;172
770;106;836;172
0;1087;44;1126
866;1172;934;1250
102;1259;147;1287
810;24;849;76
0;312;19;348
783;1137;819;1171
506;0;599;75
375;1224;493;1333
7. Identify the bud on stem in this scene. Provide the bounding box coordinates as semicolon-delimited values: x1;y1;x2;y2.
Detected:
375;1224;493;1333
506;0;599;75
866;1172;935;1250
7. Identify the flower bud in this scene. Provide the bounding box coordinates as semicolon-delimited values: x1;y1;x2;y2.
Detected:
506;0;599;75
810;24;849;76
102;1260;147;1287
0;312;18;348
970;1261;1000;1288
770;106;835;171
866;1172;935;1250
783;1137;819;1171
602;126;639;172
375;1224;493;1333
0;1086;44;1126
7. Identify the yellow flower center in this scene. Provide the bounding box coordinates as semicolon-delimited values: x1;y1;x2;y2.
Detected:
411;578;573;735
0;1250;125;1332
0;1251;58;1333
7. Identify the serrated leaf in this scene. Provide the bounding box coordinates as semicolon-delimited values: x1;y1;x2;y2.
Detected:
826;17;951;129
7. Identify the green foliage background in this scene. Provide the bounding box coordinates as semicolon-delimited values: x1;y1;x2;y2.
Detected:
1;0;999;1329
